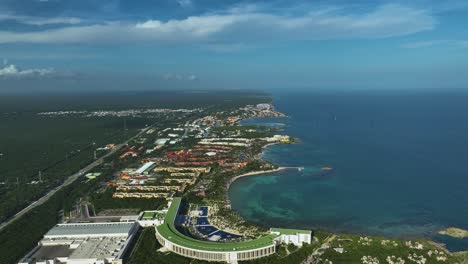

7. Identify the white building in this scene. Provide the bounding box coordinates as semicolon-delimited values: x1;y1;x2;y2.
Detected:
155;138;170;145
155;198;312;263
19;223;138;264
135;162;155;174
137;210;167;227
270;228;312;246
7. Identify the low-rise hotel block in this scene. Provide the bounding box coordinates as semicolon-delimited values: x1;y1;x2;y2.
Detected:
112;192;174;199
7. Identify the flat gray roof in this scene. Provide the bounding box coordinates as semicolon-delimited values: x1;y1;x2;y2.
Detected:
25;237;129;262
29;245;72;259
70;237;127;259
45;222;134;237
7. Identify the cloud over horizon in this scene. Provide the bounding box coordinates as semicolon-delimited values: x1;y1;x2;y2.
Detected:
0;64;56;79
1;0;467;91
0;4;436;44
0;14;82;26
162;73;198;81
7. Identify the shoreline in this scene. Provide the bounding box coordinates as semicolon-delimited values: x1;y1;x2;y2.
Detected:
225;165;303;208
225;107;293;208
229;106;467;255
228;167;285;185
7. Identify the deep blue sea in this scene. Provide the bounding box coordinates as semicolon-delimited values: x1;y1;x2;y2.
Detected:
229;91;468;251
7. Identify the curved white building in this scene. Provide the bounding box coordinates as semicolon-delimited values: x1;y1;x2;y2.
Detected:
155;198;311;263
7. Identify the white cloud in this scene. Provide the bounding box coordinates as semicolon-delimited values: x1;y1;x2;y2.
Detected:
0;64;56;79
24;17;82;26
177;0;192;8
0;14;82;26
134;15;239;37
162;73;198;81
0;4;436;44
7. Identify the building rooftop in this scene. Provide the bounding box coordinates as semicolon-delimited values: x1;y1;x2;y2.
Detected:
45;222;134;238
27;244;72;260
142;211;166;220
270;228;311;235
21;223;136;263
24;236;128;262
69;237;127;259
136;161;156;174
156;197;279;252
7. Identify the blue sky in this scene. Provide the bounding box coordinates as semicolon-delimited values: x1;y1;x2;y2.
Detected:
0;0;467;92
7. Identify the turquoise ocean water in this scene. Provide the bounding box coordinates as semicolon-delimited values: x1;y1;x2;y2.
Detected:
229;91;468;251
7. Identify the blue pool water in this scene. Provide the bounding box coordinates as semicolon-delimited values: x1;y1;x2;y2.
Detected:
229;90;468;251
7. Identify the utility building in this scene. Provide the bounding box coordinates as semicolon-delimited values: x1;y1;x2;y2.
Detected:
19;222;138;264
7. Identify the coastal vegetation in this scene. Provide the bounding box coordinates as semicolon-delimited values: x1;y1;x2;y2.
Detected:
0;115;140;222
128;228;468;264
0;91;273;263
152;104;468;264
3;91;468;264
316;232;460;264
101;95;468;264
135;228;468;264
0;164;115;263
438;228;468;239
198;159;277;236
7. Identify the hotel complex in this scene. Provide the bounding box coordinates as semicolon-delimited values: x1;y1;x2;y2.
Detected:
155;197;312;263
19;197;311;264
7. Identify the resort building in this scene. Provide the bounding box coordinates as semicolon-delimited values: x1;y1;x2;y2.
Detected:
154;166;211;173
135;161;156;174
270;228;312;246
19;222;138;264
138;210;167;227
154;197;312;263
112;192;173;199
116;185;183;192
155;138;170;145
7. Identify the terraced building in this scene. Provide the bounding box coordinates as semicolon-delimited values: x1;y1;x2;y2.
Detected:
155;197;311;263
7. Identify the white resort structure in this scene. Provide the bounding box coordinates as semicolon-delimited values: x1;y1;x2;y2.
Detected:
19;197;311;264
154;197;312;263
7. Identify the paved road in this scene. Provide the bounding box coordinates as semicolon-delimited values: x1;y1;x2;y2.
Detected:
0;127;150;232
